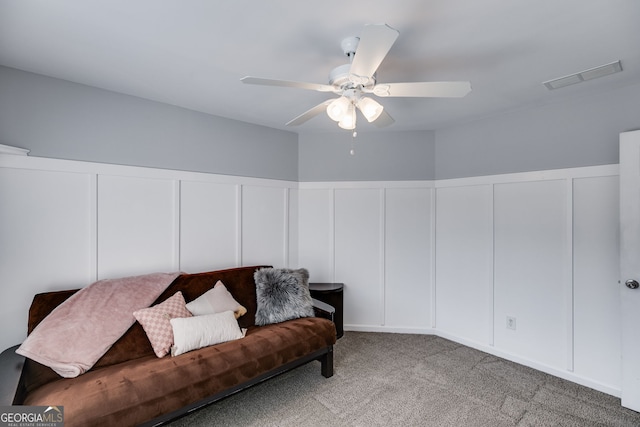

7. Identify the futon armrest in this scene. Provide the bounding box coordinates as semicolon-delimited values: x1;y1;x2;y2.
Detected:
312;298;335;322
0;345;25;406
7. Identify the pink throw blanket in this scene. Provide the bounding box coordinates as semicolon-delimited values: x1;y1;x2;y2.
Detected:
16;272;180;378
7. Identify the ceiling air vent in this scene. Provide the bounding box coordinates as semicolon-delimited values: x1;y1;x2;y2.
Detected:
543;60;622;90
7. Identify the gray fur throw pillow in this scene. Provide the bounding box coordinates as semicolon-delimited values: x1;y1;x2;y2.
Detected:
254;268;315;326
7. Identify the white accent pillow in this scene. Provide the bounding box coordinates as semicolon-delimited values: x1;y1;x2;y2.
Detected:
170;311;245;356
186;280;247;319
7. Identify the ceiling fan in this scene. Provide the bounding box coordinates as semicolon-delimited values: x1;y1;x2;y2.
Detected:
241;24;472;131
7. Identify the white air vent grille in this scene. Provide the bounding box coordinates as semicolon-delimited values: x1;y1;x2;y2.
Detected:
543;60;622;90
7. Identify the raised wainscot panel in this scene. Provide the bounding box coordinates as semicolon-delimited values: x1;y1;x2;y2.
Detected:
335;188;383;327
384;187;433;329
0;168;94;350
494;179;569;370
435;184;494;344
97;175;178;278
287;188;299;268
241;185;287;268
180;180;239;273
573;175;621;388
298;188;334;282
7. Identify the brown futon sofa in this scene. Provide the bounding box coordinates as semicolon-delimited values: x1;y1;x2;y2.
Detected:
0;265;337;426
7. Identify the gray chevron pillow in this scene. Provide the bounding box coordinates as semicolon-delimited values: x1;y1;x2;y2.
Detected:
254;268;315;326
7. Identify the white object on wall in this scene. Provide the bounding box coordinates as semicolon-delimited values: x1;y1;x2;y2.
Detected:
0;143;30;156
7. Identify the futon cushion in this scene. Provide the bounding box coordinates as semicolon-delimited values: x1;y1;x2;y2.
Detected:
22;317;337;427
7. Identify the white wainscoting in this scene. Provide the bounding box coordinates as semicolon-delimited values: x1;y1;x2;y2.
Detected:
299;181;436;333
299;165;621;396
493;179;571;371
435;184;494;346
0;154;297;351
435;168;619;395
335;188;384;327
0;153;622;398
298;189;334;282
97;174;179;278
384;188;433;330
179;180;239;272
241;185;289;267
573;175;621;390
0;167;95;347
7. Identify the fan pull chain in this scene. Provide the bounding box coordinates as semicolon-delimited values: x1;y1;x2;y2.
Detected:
350;129;357;155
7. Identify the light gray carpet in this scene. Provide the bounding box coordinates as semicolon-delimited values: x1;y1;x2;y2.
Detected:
167;332;640;426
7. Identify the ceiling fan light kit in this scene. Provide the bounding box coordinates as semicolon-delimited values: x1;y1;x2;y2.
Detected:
326;96;351;121
326;88;384;127
338;104;356;130
357;97;384;122
241;23;472;133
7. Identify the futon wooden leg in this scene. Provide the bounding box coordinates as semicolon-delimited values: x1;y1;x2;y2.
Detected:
321;347;334;378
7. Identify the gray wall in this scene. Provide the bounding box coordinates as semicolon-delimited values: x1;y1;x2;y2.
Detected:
3;66;639;182
0;66;299;181
434;82;640;180
298;130;436;181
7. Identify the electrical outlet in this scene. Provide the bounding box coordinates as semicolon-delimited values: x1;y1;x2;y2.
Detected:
506;316;516;330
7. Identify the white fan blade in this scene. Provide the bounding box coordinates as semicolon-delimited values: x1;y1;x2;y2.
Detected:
286;99;334;126
373;110;395;128
373;81;472;98
349;24;399;80
241;76;335;92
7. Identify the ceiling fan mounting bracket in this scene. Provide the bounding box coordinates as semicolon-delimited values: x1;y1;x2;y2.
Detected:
342;88;361;101
341;36;360;57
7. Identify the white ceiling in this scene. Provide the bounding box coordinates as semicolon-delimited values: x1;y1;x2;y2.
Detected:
1;0;638;134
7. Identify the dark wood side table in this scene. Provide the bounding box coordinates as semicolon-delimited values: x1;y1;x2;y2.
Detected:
309;282;344;339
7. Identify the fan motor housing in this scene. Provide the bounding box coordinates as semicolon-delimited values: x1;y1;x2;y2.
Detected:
329;63;376;90
328;64;352;87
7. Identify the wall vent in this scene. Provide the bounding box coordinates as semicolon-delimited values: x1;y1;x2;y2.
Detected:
543;60;622;90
